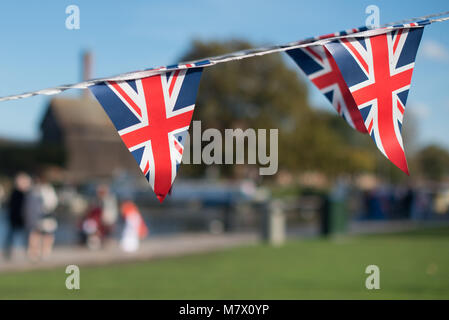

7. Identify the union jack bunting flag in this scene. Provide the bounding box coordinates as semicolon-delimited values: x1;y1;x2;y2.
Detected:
325;27;424;174
287;46;367;133
90;67;203;202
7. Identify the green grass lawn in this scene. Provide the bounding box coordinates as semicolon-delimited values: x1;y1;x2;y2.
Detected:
1;227;449;299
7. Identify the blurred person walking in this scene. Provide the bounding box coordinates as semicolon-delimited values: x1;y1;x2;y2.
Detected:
80;206;106;250
24;175;58;261
96;184;118;243
80;184;118;249
120;201;148;252
3;172;31;260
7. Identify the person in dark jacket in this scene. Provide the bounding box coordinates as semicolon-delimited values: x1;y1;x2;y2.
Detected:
3;172;31;260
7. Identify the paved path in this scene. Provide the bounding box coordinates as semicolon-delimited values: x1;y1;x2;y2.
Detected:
1;220;447;273
0;232;259;273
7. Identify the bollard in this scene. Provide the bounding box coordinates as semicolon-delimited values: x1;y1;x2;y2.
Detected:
261;200;286;246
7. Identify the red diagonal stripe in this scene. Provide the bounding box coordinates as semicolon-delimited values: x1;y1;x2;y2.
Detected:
341;38;369;74
109;81;142;118
392;29;403;54
168;70;180;96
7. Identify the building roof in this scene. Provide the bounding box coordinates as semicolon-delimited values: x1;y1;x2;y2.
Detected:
40;95;141;181
41;95;124;143
45;96;114;130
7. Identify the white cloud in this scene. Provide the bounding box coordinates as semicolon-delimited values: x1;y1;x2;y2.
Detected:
420;40;449;63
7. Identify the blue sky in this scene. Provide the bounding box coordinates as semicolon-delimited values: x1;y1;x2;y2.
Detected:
0;0;448;150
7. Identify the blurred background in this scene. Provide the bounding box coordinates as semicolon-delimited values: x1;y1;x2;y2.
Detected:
0;0;448;299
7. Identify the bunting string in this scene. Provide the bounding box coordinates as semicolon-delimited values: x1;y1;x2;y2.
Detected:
0;12;447;102
381;10;449;26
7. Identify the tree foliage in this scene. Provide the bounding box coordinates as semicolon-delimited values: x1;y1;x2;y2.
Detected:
414;145;449;181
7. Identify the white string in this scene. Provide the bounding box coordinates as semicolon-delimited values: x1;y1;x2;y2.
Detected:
382;10;449;26
430;16;449;23
0;12;448;102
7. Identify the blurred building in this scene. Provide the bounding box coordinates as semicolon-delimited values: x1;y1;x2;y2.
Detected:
40;52;139;183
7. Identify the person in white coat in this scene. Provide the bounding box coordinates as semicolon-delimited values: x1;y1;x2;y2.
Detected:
120;201;148;252
25;176;58;261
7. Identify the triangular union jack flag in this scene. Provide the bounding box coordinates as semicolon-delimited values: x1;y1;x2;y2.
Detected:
287;46;367;133
90;67;203;202
325;27;424;174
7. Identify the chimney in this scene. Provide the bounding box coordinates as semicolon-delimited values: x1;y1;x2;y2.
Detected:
82;51;93;99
